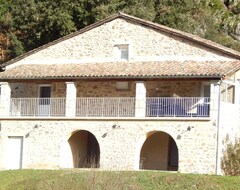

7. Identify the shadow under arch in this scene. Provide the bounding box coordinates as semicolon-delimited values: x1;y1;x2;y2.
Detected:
68;130;100;168
139;131;178;171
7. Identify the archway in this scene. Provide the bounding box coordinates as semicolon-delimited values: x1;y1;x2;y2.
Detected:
140;131;178;171
68;130;100;168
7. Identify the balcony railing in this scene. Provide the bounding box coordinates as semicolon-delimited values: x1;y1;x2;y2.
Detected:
146;97;210;117
10;98;66;117
76;97;135;117
7;97;210;118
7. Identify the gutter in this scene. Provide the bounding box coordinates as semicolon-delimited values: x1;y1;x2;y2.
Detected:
0;75;223;80
215;79;222;175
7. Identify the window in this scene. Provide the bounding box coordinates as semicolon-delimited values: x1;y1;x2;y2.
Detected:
119;45;129;60
203;85;210;97
114;44;129;60
39;85;51;105
201;83;210;97
116;82;129;90
201;83;210;106
221;82;234;103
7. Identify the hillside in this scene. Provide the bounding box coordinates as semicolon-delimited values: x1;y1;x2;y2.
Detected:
0;0;239;63
1;170;240;190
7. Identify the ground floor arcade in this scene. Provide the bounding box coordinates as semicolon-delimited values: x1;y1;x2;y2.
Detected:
0;119;217;174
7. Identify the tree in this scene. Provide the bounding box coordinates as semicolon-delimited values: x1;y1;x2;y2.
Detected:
0;0;24;61
92;0;156;21
0;0;239;62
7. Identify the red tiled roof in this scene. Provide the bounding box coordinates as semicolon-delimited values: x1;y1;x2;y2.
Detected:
0;61;239;80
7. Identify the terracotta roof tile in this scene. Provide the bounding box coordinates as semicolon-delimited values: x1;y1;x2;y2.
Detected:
0;61;239;80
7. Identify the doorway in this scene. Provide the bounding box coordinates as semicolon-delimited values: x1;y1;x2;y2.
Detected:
140;131;178;171
68;130;100;168
6;136;23;169
38;85;51;116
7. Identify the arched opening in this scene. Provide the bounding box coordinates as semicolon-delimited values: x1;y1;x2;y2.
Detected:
68;130;100;168
140;131;178;171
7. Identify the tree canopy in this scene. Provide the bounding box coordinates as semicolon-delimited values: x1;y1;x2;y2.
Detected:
0;0;239;63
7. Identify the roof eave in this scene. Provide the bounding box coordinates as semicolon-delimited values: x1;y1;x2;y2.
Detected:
0;75;223;81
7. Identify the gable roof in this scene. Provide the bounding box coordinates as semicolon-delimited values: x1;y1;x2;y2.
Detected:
0;61;239;80
1;12;240;69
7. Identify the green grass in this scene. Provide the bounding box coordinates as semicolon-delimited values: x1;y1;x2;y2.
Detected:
0;170;239;190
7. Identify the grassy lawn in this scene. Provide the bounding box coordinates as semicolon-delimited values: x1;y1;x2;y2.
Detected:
0;170;239;190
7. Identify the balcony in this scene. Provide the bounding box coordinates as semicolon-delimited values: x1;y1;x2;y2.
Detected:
146;97;209;117
76;97;135;117
7;97;210;118
10;98;66;117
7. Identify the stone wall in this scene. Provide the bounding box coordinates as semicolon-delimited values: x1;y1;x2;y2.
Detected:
52;82;66;98
10;82;66;98
10;80;202;98
146;81;201;97
76;81;135;97
7;18;234;68
11;83;37;98
0;118;217;174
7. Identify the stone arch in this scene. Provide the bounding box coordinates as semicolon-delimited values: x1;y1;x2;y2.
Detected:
68;130;100;168
139;131;178;171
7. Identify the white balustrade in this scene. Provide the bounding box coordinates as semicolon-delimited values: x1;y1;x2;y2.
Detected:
6;97;210;117
76;97;135;117
146;97;210;117
10;98;66;117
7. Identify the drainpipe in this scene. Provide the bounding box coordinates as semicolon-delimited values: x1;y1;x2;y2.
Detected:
215;79;222;175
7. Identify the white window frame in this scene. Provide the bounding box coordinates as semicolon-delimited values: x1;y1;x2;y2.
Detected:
113;40;132;61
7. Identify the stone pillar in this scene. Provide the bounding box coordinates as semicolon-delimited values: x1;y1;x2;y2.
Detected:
210;81;220;119
65;82;76;117
0;82;11;117
210;81;222;175
135;81;146;117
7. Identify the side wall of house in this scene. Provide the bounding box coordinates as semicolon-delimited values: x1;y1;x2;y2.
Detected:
217;102;240;174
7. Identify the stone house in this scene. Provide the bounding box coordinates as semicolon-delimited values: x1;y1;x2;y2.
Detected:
0;12;240;174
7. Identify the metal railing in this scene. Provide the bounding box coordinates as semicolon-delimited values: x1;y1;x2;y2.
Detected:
8;97;210;118
76;97;135;117
146;97;210;117
10;98;66;116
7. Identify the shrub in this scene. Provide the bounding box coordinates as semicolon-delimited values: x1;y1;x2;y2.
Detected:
221;138;240;176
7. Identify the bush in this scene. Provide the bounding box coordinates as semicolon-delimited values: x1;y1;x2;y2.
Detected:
221;138;240;176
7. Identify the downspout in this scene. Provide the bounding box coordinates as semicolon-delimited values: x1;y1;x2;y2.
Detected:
215;79;222;175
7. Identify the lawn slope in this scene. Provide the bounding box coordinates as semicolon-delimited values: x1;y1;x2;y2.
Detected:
0;170;239;190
